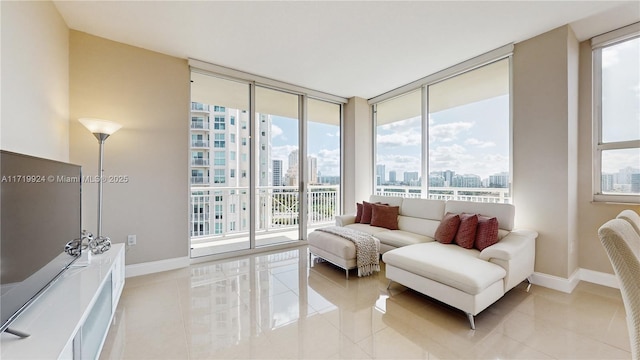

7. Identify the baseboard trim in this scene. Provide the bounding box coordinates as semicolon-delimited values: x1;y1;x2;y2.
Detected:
579;268;619;289
530;269;580;293
125;256;190;278
531;268;619;293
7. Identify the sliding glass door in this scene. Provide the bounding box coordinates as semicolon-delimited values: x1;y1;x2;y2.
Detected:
189;70;342;257
254;87;301;247
190;72;252;256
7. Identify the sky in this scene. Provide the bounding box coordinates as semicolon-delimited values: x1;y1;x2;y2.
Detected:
270;116;340;176
377;95;510;180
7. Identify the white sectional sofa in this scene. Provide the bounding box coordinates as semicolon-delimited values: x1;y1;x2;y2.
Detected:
324;195;537;329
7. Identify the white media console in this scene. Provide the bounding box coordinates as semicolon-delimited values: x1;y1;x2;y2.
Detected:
1;244;125;359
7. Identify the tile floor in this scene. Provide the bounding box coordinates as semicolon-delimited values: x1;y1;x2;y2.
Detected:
100;246;631;359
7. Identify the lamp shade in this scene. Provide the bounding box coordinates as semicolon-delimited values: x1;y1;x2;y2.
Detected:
79;118;122;135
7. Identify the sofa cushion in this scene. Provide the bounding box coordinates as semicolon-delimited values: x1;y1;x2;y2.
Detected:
475;215;500;251
397;216;441;238
355;203;363;223
434;212;460;244
344;223;390;235
370;203;400;230
308;231;356;259
400;198;446;221
454;213;478;249
382;243;506;295
361;201;374;224
375;230;433;248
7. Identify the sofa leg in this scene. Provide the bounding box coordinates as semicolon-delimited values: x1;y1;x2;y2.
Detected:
345;268;349;280
386;280;393;290
526;276;533;292
466;313;476;330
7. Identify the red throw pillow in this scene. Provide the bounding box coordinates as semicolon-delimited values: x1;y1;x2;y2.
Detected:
370;203;400;230
360;201;374;224
434;212;461;244
475;215;499;251
454;213;479;249
355;203;363;223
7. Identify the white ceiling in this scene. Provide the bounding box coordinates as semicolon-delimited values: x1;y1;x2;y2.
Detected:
54;1;639;100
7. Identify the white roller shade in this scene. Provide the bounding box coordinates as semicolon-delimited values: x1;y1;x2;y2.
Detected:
308;98;340;126
375;58;509;125
429;58;509;114
191;72;249;110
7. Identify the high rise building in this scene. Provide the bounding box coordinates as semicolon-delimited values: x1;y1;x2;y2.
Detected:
404;171;419;184
308;156;318;184
489;172;509;188
376;164;385;185
189;102;270;237
388;170;396;184
273;159;283;186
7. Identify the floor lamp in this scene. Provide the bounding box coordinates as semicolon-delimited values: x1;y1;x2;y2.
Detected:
79;118;122;255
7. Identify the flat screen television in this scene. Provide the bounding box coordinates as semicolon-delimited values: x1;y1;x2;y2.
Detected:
0;150;82;337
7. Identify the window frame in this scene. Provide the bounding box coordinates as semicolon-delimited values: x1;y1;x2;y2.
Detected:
591;23;640;204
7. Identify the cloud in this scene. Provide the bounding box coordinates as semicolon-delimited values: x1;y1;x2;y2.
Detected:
314;148;340;176
429;121;474;143
271;124;283;138
377;131;421;147
465;138;495;148
271;145;298;167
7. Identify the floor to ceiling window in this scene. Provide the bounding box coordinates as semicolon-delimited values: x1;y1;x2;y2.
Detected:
189;65;344;258
254;86;301;247
307;98;342;230
375;89;422;198
428;58;510;203
373;53;511;203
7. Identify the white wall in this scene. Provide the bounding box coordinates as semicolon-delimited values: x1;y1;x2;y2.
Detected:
0;1;69;161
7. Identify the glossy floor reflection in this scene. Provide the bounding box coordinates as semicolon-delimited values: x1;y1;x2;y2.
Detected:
100;247;631;359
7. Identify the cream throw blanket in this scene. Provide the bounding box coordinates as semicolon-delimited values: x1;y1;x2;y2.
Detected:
316;226;380;277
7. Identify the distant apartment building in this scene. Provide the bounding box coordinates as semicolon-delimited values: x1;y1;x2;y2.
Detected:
190;102;271;237
273;159;283;187
388;170;396;184
489;172;510;188
376;164;385;185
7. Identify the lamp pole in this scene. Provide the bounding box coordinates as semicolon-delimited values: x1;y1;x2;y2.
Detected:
94;133;110;237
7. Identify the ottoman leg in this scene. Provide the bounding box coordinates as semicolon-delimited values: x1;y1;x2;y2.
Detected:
345;268;349;280
466;313;476;330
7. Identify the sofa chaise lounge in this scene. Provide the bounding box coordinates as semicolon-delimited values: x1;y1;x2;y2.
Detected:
308;195;537;329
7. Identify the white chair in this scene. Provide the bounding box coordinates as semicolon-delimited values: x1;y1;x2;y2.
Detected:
598;218;640;359
618;209;640;235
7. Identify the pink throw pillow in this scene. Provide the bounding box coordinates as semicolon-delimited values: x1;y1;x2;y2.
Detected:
370;203;400;230
360;201;374;224
475;215;499;251
434;212;461;244
454;213;479;249
355;203;363;223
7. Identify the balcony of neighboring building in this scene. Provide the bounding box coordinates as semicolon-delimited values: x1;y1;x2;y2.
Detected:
191;176;209;185
191;158;210;167
191;102;210;113
191;120;210;130
191;140;210;148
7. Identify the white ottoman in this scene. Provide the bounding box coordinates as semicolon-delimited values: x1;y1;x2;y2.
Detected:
308;230;357;279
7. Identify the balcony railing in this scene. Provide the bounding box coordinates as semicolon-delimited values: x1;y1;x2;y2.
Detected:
191;140;209;148
191;158;210;166
376;186;511;203
191;176;209;185
191;103;210;112
191;122;209;130
190;185;340;239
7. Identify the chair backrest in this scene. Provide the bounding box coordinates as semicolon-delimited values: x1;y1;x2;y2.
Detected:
617;209;640;236
598;218;640;359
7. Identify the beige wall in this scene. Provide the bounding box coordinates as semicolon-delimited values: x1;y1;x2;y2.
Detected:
576;40;640;274
512;26;579;278
0;1;69;161
343;97;372;213
69;31;190;265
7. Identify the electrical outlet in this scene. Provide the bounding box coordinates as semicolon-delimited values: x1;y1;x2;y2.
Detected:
127;235;137;246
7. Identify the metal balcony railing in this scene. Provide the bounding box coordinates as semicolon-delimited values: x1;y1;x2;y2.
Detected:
376;186;511;203
189;185;340;239
191;140;209;148
191;159;210;166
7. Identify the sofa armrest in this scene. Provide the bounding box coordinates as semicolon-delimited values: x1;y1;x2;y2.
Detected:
479;229;537;261
336;215;356;227
479;229;537;292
